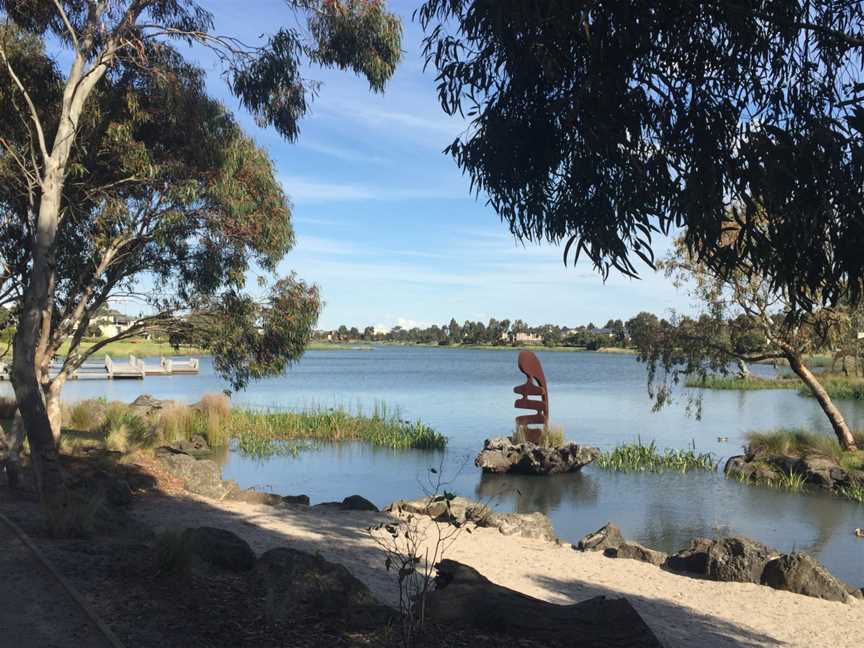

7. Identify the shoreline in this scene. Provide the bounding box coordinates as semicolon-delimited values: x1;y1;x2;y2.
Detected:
133;492;864;648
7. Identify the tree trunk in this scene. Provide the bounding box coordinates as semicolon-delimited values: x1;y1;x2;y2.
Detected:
787;354;858;451
736;358;753;379
0;410;23;489
45;382;63;447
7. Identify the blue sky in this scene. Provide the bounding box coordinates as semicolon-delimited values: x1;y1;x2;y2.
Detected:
169;2;693;329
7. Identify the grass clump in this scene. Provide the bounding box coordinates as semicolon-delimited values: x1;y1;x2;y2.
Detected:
511;424;565;447
837;482;864;504
746;428;864;468
798;375;864;400
596;439;716;473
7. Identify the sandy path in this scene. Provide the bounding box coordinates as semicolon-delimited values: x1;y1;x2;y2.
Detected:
135;494;864;648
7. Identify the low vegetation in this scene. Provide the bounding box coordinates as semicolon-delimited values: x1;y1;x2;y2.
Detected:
745;429;864;470
687;372;864;400
511;424;564;447
60;395;446;458
596;439;716;473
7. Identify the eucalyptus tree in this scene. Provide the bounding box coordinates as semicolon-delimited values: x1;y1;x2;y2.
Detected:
628;238;859;451
0;0;401;516
418;1;864;313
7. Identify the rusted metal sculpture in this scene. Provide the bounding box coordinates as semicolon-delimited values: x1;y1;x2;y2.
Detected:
513;351;549;444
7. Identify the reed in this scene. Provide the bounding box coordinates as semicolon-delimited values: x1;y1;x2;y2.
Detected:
798;376;864;400
765;469;808;493
837;482;864;504
511;424;565;447
596;439;716;473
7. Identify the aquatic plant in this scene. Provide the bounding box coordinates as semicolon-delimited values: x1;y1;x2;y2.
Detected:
596;439;716;473
765;470;808;493
837;482;864;504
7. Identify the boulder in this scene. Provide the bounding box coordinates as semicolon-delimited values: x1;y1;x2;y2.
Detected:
182;526;255;572
605;542;668;566
664;537;715;574
485;511;556;542
254;547;396;627
282;494;310;506
157;453;232;499
169;434;210;455
128;394;179;418
761;553;853;603
724;456;780;482
225;487;284;507
705;536;779;584
575;523;624;552
475;436;600;475
340;495;379;512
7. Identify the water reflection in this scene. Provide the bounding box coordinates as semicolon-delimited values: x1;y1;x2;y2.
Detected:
475;471;599;513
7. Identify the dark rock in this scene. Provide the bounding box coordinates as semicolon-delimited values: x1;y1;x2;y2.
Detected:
664;537;715;574
254;547;396;627
705;536;779;584
282;494;310;506
182;526;255;572
225;487;284;507
157;453;232;499
761;553;853;602
724;455;780;482
475;436;600;475
575;523;624;552
170;434;210;455
604;542;668;566
340;495;378;512
128;394;179;417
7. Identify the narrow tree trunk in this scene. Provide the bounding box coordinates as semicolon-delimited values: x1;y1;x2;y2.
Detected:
787;354;858;451
45;382;64;447
736;358;753;379
11;165;67;516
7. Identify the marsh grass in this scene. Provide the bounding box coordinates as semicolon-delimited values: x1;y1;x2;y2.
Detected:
685;375;799;390
798;375;864;400
746;428;864;468
511;424;565;447
58;394;445;457
838;482;864;504
766;470;809;492
596;439;716;473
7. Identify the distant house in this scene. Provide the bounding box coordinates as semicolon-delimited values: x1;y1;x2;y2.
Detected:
514;331;542;343
92;309;134;338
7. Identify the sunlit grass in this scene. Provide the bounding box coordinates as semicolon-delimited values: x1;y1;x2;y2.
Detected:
746;428;864;468
596;439;716;473
837;482;864;504
511;424;565;447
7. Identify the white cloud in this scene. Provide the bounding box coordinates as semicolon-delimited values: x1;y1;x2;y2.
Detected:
395;317;432;330
279;175;469;203
300;140;389;165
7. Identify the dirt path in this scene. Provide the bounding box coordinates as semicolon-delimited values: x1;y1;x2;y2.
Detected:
0;517;116;648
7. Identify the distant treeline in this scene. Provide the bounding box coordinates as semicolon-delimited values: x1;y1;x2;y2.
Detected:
314;318;629;349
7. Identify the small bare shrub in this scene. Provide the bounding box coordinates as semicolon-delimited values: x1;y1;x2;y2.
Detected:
512;423;565;447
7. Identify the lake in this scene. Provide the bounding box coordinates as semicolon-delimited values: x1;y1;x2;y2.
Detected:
5;347;864;585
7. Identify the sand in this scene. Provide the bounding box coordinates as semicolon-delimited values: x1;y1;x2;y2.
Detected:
134;495;864;648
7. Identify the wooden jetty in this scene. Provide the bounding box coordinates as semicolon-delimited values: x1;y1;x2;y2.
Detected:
0;355;200;381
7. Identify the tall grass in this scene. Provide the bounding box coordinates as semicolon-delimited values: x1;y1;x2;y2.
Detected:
746;428;864;467
686;375;798;390
511;424;565;447
798;375;864;400
837;482;864;504
596;439;716;473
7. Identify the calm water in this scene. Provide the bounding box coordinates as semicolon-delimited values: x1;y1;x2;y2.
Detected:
5;347;863;585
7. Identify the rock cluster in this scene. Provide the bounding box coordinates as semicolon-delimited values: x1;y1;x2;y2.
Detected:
575;524;862;603
725;452;864;493
474;436;600;475
386;496;557;542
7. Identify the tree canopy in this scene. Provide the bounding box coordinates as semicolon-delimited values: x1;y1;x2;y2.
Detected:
418;1;864;313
